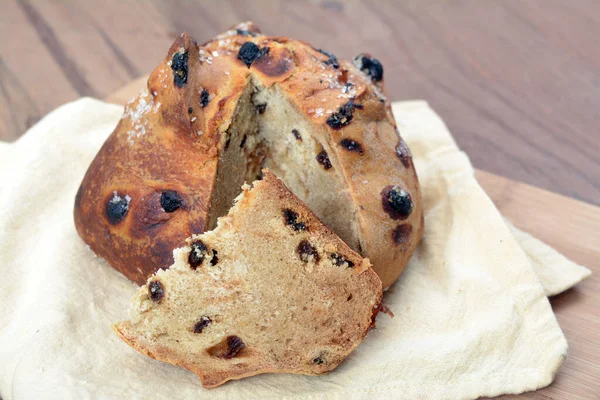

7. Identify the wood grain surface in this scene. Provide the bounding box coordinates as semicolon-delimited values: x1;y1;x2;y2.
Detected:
109;79;600;399
0;0;598;206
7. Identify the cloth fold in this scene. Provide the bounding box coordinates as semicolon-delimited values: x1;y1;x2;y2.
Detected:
504;220;591;297
0;98;590;400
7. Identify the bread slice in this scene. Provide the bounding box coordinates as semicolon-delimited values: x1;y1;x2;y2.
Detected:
113;171;383;388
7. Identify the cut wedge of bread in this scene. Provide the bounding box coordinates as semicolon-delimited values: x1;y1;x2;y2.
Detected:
114;170;383;388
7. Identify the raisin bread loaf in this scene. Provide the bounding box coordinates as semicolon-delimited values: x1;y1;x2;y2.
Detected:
74;22;423;288
113;171;383;388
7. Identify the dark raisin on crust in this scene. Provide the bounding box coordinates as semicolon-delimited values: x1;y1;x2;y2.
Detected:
238;42;259;66
381;185;413;220
239;135;247;149
193;316;212;333
283;209;306;231
224;336;245;358
236;29;258;37
189;241;208;269
160;190;184;213
392;224;413;246
326;101;361;129
148;281;164;302
210;249;219;266
292;129;302;141
188;107;193;114
297;240;320;263
316;150;332;170
354;54;384;82
395;138;413;168
224;137;231;150
339;138;364;154
106;192;130;225
313;354;326;365
200;89;210;108
207;335;246;359
237;42;269;67
315;48;339;69
330;253;355;268
171;51;188;87
256;103;267;114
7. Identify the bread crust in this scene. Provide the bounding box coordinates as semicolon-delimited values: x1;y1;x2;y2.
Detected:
74;22;423;288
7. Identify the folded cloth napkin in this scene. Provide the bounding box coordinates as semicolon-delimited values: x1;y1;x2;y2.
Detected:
0;98;590;400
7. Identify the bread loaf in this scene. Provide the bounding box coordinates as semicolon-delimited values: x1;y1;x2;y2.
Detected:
74;22;423;288
114;171;383;387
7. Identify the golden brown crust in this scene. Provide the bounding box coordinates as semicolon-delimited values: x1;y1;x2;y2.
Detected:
74;22;423;287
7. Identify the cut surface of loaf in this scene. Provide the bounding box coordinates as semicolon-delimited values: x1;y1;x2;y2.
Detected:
114;171;383;388
74;21;423;288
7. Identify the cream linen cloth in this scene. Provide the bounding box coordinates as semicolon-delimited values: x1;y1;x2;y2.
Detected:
0;98;590;400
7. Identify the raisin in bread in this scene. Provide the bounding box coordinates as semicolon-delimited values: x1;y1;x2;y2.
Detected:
74;21;423;289
113;171;383;388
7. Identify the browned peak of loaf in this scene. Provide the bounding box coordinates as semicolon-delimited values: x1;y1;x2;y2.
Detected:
114;170;383;388
74;21;423;288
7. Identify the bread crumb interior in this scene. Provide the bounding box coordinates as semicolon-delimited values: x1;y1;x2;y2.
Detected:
206;78;360;250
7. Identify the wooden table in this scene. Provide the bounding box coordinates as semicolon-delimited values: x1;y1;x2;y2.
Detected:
1;1;598;399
